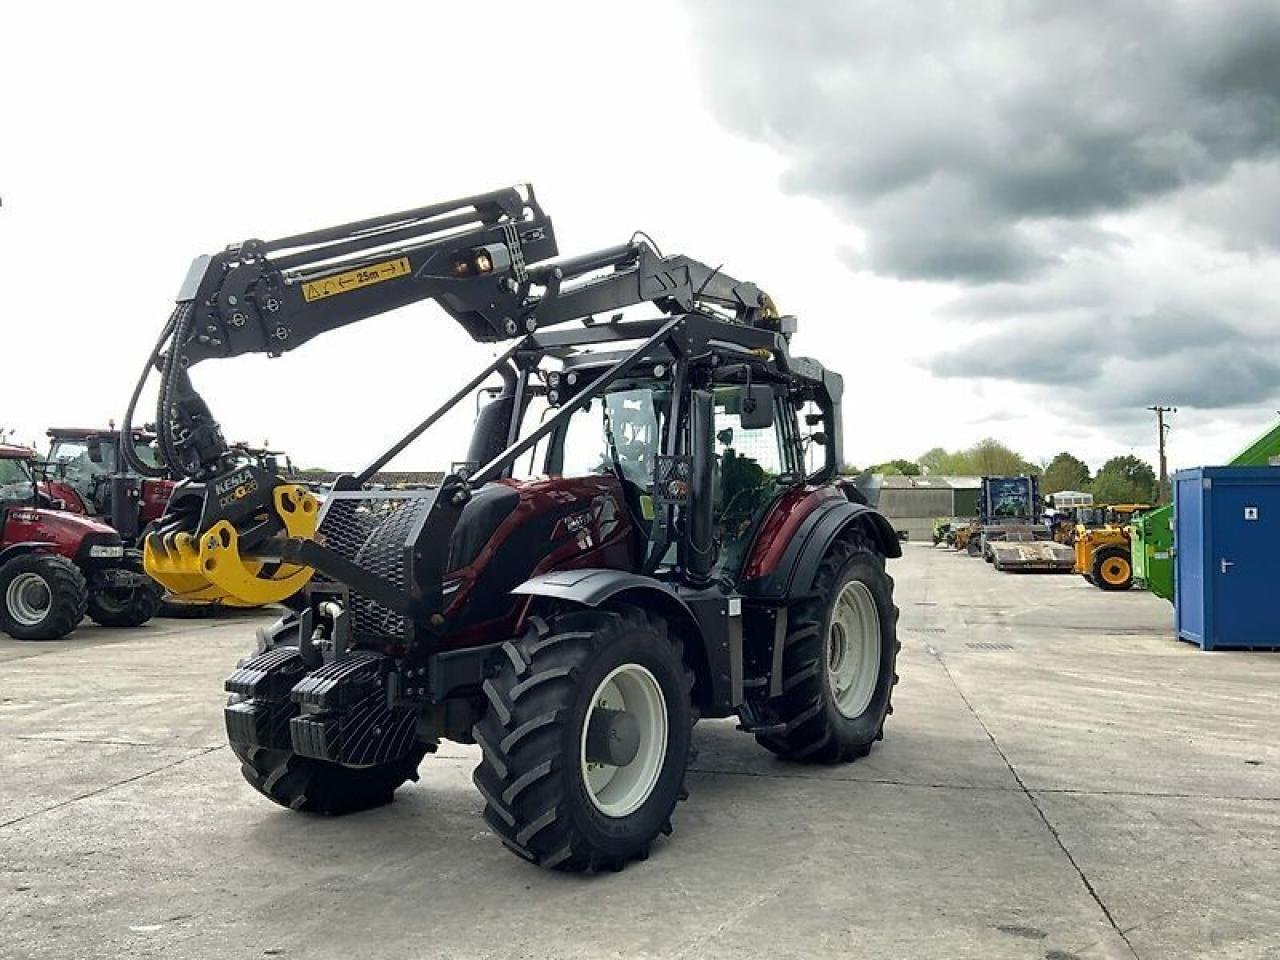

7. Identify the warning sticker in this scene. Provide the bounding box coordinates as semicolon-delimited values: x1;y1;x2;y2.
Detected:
301;257;411;302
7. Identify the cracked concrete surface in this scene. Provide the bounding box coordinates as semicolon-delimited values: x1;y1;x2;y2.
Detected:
2;546;1278;959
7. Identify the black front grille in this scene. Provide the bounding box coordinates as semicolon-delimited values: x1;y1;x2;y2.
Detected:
315;490;438;642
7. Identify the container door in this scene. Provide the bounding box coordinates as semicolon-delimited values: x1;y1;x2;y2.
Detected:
1174;477;1205;643
1210;481;1280;647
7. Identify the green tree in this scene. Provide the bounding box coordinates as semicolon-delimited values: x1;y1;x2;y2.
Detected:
1090;455;1157;505
918;446;976;475
868;458;922;476
1042;452;1091;494
968;438;1041;477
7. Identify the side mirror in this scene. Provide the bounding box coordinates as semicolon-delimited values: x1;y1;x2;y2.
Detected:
87;438;104;463
738;385;775;430
809;431;829;446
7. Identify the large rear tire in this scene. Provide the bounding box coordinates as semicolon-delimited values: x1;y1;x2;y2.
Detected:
753;531;899;763
472;606;693;872
1091;546;1133;592
0;553;88;641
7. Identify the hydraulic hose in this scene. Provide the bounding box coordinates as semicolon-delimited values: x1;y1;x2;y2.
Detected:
120;305;182;479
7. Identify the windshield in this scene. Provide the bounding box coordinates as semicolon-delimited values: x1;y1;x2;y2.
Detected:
515;385;669;486
50;437;164;491
0;456;33;504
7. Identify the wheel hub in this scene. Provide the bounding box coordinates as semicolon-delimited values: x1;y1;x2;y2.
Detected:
580;663;668;818
585;707;642;767
826;580;882;719
6;572;51;627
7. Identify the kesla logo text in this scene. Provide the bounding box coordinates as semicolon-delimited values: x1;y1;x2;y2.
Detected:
215;469;257;507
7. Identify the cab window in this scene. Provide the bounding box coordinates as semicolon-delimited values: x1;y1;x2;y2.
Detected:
712;386;794;572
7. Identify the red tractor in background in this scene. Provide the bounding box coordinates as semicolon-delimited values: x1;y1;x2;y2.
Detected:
0;442;160;639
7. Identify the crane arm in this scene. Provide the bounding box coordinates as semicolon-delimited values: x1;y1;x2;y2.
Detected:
126;184;781;606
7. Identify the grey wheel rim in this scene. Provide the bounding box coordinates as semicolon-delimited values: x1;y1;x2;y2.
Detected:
827;580;881;718
580;663;668;818
6;572;52;627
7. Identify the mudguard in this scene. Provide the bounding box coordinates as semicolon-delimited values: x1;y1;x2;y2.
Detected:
746;500;900;600
0;542;59;568
511;569;728;710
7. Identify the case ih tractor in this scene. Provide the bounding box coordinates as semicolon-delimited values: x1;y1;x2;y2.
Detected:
129;186;901;871
0;443;160;639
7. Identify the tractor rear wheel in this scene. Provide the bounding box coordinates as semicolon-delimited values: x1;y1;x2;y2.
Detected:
472;605;693;872
87;579;162;628
1091;546;1133;591
0;554;88;641
754;531;899;763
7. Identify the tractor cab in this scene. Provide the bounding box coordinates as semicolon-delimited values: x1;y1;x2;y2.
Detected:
46;428;174;542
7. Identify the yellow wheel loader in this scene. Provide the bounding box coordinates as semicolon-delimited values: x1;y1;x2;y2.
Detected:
1073;504;1150;592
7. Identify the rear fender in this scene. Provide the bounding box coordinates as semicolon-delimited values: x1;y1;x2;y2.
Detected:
511;569;720;711
744;501;900;600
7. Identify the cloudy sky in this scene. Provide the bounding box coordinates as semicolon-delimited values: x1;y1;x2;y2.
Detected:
3;1;1278;473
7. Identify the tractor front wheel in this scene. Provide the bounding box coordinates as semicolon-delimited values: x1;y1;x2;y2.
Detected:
230;738;430;815
0;554;88;641
754;532;899;763
87;579;162;628
1091;546;1133;591
472;605;693;872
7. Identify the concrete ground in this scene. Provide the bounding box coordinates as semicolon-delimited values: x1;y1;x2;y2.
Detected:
2;545;1279;960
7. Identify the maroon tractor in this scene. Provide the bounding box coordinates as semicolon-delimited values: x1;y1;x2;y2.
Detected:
0;443;160;640
132;186;902;871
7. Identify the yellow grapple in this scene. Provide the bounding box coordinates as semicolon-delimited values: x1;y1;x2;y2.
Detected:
144;484;320;606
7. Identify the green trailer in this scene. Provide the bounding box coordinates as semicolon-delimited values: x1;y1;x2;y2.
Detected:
1133;419;1280;603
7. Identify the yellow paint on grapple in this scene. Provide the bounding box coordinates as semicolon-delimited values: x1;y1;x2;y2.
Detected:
144;484;320;606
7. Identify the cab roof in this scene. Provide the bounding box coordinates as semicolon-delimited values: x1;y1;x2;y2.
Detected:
46;427;157;442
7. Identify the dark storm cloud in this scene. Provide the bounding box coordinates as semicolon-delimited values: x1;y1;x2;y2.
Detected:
689;0;1280;283
929;312;1280;411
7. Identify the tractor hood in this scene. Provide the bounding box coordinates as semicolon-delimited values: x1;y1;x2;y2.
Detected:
3;506;122;561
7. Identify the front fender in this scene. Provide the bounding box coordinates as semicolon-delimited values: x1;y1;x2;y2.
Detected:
512;569;695;618
743;501;900;600
0;542;59;568
511;569;727;711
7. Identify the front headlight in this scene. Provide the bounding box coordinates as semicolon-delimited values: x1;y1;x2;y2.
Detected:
89;544;125;558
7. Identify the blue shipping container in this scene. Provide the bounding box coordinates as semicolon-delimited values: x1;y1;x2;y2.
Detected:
1174;466;1280;650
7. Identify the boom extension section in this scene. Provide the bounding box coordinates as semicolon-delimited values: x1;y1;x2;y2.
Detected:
129;185;790;606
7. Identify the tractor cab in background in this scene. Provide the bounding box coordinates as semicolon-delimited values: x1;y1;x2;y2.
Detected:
45;427;175;545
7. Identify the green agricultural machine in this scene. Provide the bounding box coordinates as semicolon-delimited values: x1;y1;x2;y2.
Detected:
1134;419;1280;602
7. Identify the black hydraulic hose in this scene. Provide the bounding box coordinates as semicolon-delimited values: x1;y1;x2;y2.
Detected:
156;302;194;475
120;306;182;479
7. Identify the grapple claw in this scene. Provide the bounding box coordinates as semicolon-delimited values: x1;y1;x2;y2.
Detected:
144;484;319;606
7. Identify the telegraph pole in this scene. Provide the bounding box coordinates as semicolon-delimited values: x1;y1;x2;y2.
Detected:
1147;405;1176;504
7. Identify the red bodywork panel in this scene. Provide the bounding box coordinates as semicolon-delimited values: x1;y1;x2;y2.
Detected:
140;478;176;524
1;507;117;559
40;479;90;515
742;485;843;581
440;475;638;650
